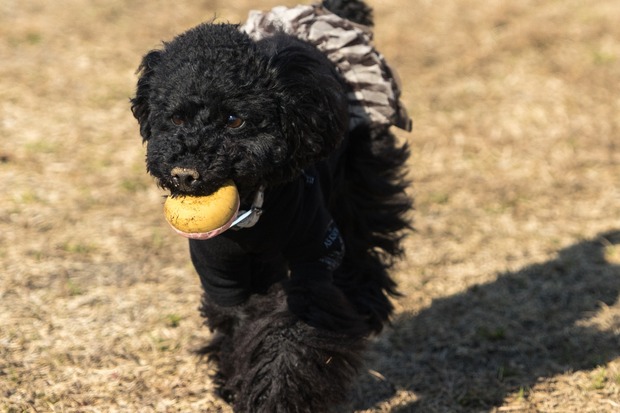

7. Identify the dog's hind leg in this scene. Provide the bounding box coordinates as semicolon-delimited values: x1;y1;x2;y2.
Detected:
196;295;244;403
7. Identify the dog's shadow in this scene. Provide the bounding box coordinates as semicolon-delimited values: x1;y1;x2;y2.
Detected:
352;230;620;412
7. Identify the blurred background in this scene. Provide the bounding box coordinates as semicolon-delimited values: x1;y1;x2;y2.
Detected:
1;0;619;411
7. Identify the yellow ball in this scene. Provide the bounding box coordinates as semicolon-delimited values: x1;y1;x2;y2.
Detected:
164;180;240;237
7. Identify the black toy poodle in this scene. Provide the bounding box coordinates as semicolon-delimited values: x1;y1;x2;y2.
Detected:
131;0;411;411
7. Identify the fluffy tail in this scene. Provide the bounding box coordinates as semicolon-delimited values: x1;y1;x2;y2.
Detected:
321;0;412;334
322;0;374;26
330;124;412;334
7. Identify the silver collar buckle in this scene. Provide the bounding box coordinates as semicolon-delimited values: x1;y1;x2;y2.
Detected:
232;186;265;229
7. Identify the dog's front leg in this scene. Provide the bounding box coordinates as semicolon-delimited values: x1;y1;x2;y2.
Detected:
223;283;365;413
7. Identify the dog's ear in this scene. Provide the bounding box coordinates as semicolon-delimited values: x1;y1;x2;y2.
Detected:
131;50;162;141
264;36;349;165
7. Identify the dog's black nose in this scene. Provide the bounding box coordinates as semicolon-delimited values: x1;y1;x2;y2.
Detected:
171;167;201;191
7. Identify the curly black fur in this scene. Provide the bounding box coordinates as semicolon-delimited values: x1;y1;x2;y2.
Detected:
131;25;347;200
198;284;366;412
322;0;374;26
131;0;411;411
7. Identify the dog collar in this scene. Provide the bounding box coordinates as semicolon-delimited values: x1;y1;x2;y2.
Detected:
232;186;265;229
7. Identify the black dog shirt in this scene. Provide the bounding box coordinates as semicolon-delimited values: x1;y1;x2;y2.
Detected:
189;162;344;307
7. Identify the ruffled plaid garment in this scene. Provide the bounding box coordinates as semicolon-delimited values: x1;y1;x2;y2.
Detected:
241;4;412;132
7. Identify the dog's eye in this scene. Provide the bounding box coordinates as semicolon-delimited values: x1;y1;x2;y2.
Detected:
226;115;245;129
171;114;186;126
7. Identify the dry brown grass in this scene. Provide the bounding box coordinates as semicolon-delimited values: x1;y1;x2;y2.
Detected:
1;0;619;412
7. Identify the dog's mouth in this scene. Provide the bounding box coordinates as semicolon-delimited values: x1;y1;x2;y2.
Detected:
163;180;241;240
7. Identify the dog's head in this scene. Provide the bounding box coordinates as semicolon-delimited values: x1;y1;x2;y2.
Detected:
131;23;348;201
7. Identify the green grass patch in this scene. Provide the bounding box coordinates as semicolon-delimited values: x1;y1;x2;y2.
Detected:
477;326;506;341
60;241;96;255
17;190;43;204
150;335;180;352
593;49;616;65
427;191;450;205
121;178;149;193
603;243;620;264
165;313;182;328
24;140;59;154
589;367;607;391
67;279;84;296
7;31;43;47
516;386;530;401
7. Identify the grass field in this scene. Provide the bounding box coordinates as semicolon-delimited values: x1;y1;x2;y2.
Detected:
1;0;619;411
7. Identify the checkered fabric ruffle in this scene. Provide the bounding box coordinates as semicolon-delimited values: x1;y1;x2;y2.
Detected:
241;4;412;132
